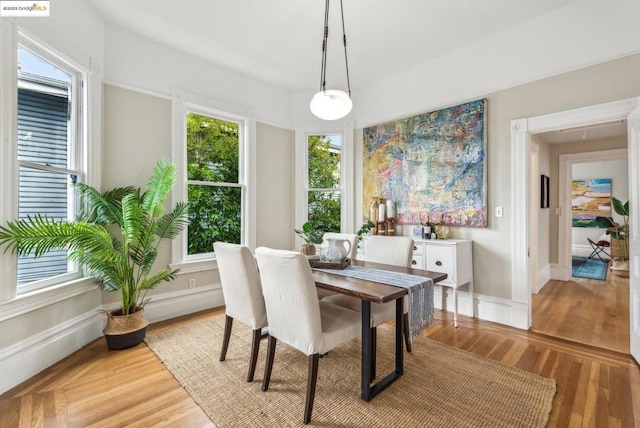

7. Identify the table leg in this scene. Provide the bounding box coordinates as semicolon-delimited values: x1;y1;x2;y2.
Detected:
395;297;403;375
361;300;372;401
454;286;458;328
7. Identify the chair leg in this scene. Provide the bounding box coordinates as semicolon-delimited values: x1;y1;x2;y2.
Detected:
247;328;262;382
220;315;233;361
403;313;412;353
304;354;320;425
370;327;377;380
262;336;277;392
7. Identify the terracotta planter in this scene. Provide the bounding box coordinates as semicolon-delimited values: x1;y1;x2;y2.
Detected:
610;259;630;277
102;308;149;350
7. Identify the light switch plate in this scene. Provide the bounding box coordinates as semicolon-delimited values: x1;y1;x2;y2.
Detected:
495;206;503;217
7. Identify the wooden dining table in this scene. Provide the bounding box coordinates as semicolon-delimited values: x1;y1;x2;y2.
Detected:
311;259;447;401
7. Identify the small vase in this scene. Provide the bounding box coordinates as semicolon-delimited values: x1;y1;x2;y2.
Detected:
610;259;629;277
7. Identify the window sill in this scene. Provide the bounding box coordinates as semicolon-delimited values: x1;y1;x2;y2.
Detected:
169;258;218;274
0;277;98;322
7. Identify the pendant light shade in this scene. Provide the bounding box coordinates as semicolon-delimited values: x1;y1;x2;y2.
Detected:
310;0;352;121
310;89;352;121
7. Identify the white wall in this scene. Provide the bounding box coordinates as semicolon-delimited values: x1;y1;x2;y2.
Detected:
537;137;552;275
103;24;292;129
572;158;629;256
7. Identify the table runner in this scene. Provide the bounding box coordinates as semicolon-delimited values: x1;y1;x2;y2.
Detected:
314;265;434;339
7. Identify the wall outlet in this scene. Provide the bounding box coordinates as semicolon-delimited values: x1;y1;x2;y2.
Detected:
188;278;196;289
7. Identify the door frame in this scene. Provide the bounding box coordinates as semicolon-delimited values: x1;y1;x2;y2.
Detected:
510;97;639;330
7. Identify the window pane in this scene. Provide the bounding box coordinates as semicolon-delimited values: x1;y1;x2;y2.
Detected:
187;113;239;184
17;166;75;285
187;184;242;254
308;190;341;233
308;135;341;189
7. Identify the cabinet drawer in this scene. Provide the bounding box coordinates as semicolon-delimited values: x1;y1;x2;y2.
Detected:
425;245;454;282
411;255;424;269
412;242;423;256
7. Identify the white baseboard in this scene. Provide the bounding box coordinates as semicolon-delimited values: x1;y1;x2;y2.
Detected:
535;264;551;293
550;263;571;281
0;283;224;395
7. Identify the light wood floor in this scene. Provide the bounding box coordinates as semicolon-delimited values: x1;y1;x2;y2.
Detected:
1;307;639;427
532;268;630;353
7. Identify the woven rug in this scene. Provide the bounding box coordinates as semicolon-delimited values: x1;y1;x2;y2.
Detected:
572;256;608;280
145;316;555;427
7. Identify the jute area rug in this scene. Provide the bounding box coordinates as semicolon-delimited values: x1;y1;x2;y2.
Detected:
145;316;555;427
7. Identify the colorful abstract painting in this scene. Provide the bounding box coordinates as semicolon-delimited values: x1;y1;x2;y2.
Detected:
571;178;611;228
363;99;487;227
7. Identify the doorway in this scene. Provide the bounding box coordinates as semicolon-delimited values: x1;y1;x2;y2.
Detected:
510;96;640;363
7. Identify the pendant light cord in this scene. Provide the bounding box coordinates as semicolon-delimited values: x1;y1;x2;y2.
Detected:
319;0;329;92
340;0;351;97
318;0;351;97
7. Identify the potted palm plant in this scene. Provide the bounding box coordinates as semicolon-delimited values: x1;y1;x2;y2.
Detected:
0;159;188;349
596;197;629;277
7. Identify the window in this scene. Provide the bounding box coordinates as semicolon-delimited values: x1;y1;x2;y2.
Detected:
186;112;243;255
295;124;353;235
171;89;254;265
308;134;342;232
15;42;86;293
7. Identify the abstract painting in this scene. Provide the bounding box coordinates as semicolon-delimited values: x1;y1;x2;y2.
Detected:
572;178;611;227
363;99;487;227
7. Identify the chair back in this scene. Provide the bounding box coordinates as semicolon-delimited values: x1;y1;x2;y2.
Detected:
364;236;414;267
255;247;323;355
214;242;267;329
322;232;358;260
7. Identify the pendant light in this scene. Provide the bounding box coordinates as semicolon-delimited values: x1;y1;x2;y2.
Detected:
309;0;352;121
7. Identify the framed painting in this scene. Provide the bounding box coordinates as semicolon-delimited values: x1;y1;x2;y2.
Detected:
571;178;611;227
363;99;487;227
540;175;549;209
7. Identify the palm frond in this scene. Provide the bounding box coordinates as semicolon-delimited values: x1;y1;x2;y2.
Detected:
76;183;135;226
156;202;188;240
137;269;178;291
121;193;144;245
142;159;176;217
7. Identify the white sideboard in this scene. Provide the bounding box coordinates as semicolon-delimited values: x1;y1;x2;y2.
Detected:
359;237;473;327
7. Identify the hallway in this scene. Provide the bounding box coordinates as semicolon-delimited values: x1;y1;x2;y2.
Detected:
532;270;629;354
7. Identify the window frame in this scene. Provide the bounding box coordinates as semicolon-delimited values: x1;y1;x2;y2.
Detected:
171;89;256;270
294;121;354;241
0;22;101;304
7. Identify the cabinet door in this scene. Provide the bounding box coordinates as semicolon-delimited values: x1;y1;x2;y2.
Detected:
425;244;454;285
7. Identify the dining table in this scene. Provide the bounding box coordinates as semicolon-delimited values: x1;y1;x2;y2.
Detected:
311;259;447;401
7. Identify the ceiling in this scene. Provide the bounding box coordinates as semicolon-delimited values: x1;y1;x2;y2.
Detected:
537;120;627;144
85;0;580;93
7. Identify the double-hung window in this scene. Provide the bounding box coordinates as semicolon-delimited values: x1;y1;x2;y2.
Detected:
14;39;86;293
172;90;253;265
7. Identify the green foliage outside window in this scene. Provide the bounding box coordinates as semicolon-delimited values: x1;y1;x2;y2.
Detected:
308;135;341;233
186;113;241;254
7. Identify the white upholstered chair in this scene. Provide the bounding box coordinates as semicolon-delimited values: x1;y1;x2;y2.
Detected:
255;247;361;425
213;242;268;383
323;235;414;376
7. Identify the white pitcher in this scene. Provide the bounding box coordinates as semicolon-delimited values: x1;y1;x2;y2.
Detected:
326;238;351;263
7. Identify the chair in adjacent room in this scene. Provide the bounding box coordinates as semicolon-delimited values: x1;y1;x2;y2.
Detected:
213;242;268;383
323;235;414;377
587;232;611;262
255;247;361;425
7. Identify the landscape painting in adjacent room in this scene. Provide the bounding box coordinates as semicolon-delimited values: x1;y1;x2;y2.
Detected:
571;178;612;227
363;99;487;227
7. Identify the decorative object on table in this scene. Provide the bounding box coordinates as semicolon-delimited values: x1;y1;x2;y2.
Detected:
363;98;487;227
572;178;611;227
421;213;434;239
413;226;424;239
309;0;353;121
325;236;352;263
571;256;608;281
308;257;351;270
595;197;629;277
385;200;395;236
357;220;375;241
540;174;550;208
294;221;326;256
0;159;188;350
435;214;449;239
368;197;379;234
